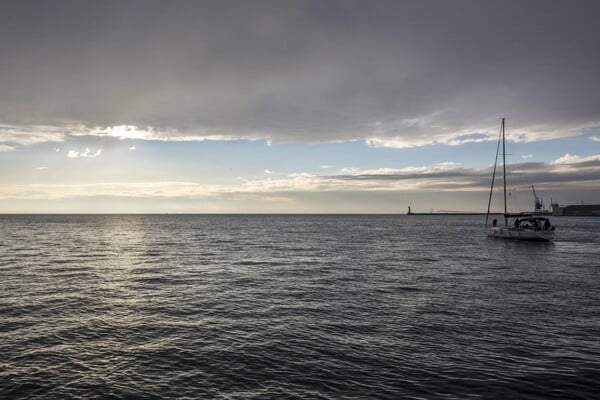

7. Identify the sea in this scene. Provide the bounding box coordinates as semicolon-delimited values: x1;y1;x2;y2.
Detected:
1;214;599;399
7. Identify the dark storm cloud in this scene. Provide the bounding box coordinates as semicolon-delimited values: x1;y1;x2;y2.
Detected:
1;0;599;144
330;158;600;191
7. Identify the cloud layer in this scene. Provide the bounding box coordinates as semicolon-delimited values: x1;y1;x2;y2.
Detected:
2;154;598;202
1;1;599;147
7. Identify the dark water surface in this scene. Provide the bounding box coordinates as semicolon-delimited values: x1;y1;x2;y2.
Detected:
1;214;599;399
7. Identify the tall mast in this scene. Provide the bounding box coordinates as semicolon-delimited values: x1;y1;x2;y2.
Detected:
485;120;503;225
502;117;507;226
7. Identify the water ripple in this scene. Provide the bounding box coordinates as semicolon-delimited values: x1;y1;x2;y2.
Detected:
1;214;599;398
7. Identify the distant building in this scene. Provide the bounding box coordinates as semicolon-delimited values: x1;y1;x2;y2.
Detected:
563;204;600;217
552;202;564;216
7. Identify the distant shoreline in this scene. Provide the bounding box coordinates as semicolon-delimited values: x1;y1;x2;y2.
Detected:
0;212;531;216
407;212;500;216
0;213;592;216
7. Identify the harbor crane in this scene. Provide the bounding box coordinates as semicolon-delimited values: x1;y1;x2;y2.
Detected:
531;185;544;213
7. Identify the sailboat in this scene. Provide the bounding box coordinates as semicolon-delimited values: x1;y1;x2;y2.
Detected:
485;118;555;242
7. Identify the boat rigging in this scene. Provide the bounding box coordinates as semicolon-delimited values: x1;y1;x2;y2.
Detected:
485;118;555;242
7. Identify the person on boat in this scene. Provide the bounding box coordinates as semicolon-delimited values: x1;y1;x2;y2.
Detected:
514;218;520;229
532;219;539;231
543;219;551;230
492;219;497;227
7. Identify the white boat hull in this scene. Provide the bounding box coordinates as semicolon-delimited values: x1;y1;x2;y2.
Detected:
487;226;554;242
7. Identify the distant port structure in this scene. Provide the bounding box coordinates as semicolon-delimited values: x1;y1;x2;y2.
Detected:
407;185;599;216
406;203;600;217
551;202;600;217
528;186;600;216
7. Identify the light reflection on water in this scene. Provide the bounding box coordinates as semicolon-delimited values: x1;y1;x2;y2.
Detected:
1;214;599;398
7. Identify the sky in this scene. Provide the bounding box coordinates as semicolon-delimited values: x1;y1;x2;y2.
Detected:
1;0;599;213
